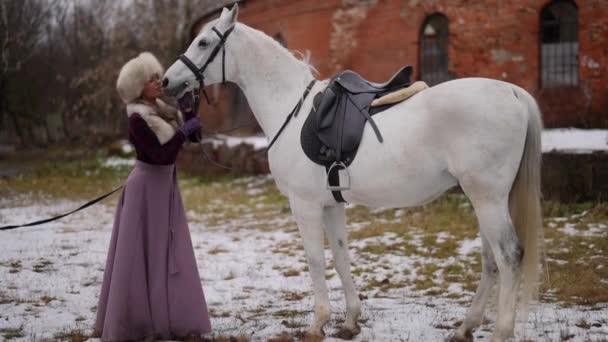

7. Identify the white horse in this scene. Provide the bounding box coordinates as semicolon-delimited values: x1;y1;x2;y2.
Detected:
163;5;543;342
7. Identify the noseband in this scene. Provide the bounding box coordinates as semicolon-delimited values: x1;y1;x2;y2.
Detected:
178;25;235;103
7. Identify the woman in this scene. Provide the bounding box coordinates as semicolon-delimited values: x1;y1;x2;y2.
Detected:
94;52;211;341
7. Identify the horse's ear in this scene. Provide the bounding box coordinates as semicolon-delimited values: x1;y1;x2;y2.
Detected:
227;4;239;25
219;4;238;29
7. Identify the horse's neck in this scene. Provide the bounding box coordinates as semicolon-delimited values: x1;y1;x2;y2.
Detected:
232;26;313;139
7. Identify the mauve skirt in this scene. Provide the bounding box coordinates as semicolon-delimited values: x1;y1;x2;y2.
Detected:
94;160;211;341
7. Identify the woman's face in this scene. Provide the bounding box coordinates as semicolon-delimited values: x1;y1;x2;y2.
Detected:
141;74;163;101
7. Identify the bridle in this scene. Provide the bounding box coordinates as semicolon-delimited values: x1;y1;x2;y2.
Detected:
178;25;235;104
177;23;317;154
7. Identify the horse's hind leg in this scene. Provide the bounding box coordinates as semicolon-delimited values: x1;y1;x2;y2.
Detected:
451;237;498;342
323;204;362;338
289;196;331;338
470;199;523;342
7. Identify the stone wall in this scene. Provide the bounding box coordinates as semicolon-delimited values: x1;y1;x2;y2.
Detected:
177;142;269;176
542;151;608;202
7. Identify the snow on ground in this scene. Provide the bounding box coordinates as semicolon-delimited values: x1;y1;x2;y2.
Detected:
542;129;608;154
203;134;269;151
1;177;607;341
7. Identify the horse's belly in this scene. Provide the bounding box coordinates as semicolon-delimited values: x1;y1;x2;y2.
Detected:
342;138;458;208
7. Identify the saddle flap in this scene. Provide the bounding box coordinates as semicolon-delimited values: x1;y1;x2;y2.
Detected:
314;87;338;130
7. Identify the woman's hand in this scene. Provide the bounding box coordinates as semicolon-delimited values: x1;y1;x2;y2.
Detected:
179;116;202;138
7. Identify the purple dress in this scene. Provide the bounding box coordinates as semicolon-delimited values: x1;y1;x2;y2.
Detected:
94;113;211;341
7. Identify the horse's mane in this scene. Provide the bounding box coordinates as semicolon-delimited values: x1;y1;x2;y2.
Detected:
237;23;318;78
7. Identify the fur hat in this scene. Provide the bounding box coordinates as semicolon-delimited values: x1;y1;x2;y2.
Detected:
116;52;164;104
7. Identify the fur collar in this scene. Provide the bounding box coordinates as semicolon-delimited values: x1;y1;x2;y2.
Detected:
126;99;184;145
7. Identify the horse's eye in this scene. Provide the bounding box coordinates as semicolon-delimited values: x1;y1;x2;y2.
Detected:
198;39;209;48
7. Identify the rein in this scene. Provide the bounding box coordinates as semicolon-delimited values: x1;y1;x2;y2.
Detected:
0;186;124;230
266;79;316;152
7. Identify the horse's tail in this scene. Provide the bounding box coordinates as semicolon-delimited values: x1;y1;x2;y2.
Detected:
509;86;544;310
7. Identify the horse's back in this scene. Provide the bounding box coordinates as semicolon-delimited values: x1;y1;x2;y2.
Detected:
345;77;530;207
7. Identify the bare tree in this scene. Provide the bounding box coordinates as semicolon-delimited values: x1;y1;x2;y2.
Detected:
0;0;204;146
0;0;58;144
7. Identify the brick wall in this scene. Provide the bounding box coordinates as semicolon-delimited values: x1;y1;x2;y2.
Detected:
193;0;608;129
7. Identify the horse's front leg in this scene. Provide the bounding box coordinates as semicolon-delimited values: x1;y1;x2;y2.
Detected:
323;204;361;339
289;196;330;338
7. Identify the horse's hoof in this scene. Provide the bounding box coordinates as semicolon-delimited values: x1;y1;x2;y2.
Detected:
448;329;473;342
332;324;361;340
304;330;325;342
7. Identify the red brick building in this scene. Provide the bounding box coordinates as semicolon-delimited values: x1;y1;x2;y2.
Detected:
191;0;608;130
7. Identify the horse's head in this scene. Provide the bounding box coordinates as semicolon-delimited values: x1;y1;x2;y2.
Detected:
163;5;239;97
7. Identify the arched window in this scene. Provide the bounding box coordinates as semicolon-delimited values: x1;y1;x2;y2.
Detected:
420;14;450;86
540;0;578;87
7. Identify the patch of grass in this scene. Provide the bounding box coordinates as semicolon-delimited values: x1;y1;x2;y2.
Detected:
352;266;376;276
33;259;53;273
0;157;129;202
280;319;307;329
0;292;13;305
271;241;302;257
1;327;24;340
282;269;300;277
349;195;478;253
575;319;591;329
6;260;22;274
40;295;57;305
280;291;307;301
208;246;229;255
357;240;417;257
541;205;608;305
53;329;90;342
542;201;597;218
198;336;250;342
272;310;304;318
247;307;266;315
361;277;409;292
209;308;231;318
412;277;439;292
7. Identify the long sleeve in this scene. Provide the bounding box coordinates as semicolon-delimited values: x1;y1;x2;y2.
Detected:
128;113;185;165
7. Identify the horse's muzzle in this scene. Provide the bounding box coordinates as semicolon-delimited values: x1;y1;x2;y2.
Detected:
162;78;189;98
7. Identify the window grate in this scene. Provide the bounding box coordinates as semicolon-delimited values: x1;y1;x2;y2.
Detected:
540;0;578;87
420;14;450;86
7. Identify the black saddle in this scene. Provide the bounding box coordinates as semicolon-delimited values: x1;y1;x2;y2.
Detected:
301;65;413;202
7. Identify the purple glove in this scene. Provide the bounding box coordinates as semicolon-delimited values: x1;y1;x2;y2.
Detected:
177;90;200;121
179;116;202;138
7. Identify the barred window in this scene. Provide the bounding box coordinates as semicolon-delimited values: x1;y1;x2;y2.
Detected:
540;0;578;87
420;14;450;86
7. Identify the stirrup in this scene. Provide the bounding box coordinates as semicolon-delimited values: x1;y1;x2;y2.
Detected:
326;161;351;191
